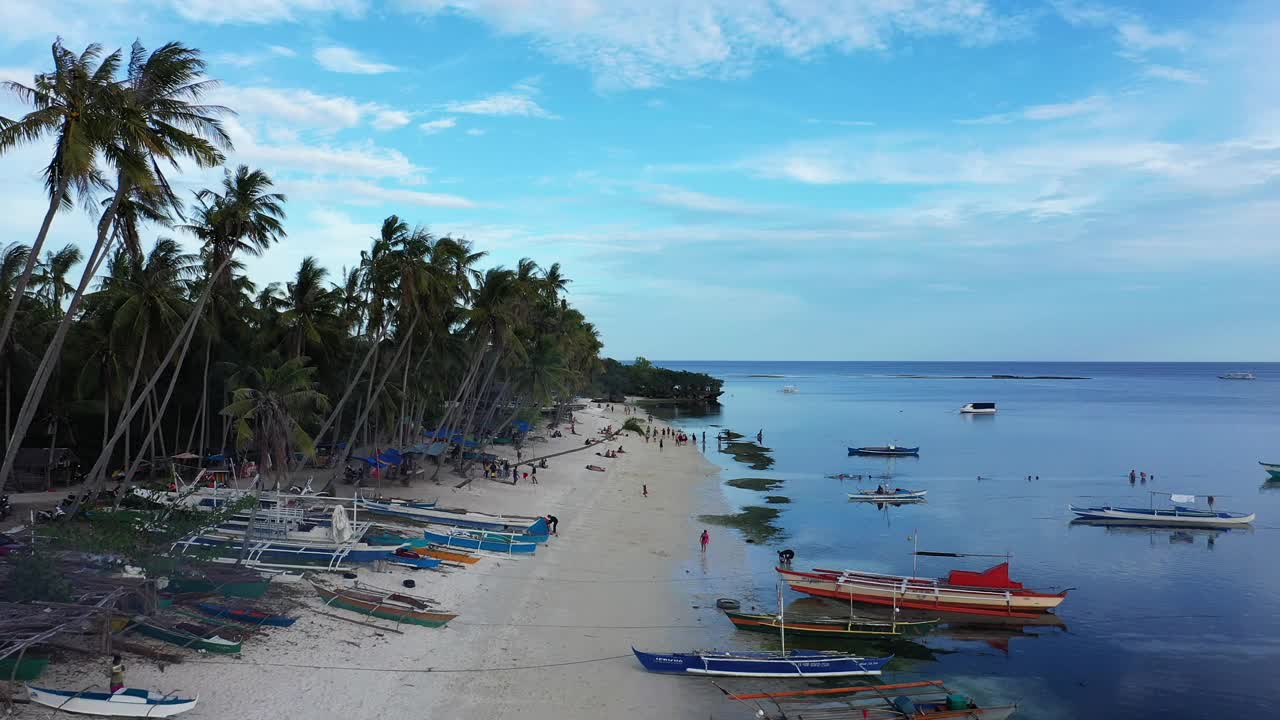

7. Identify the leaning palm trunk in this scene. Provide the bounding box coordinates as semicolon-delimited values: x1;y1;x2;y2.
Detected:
0;182;126;488
428;339;488;482
72;254;236;507
320;312;419;493
300;327;385;470
454;339;505;473
0;172;71;360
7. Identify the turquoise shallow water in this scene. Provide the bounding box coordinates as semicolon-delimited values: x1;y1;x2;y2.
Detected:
651;361;1280;719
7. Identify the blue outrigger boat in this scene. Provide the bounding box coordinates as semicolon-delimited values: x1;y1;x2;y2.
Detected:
387;549;444;569
631;648;891;678
424;528;537;555
849;445;919;457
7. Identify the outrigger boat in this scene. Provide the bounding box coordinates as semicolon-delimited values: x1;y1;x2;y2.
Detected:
1070;492;1255;528
132;619;242;653
423;528;537;555
778;546;1067;618
1260;462;1280;481
195;602;296;627
847;488;926;502
631;648;891;678
723;609;937;639
311;579;457;628
27;686;198;718
407;544;482;564
724;680;1017;720
353;496;546;535
849;445;919;457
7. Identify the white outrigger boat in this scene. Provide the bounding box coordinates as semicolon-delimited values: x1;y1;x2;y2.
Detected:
27;686;197;717
847;488;927;502
1070;492;1254;528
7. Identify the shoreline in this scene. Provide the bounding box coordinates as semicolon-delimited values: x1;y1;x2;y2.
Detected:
20;403;746;719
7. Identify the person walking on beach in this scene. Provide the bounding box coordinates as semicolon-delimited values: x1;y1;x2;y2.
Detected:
659;438;663;451
700;529;710;552
512;466;519;484
531;466;538;484
546;514;559;535
109;655;125;693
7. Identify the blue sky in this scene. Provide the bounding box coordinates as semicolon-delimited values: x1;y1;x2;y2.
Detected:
1;1;1277;361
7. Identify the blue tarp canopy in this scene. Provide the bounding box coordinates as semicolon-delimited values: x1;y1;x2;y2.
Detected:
376;449;404;465
423;428;460;439
351;455;393;468
423;442;448;457
513;420;531;433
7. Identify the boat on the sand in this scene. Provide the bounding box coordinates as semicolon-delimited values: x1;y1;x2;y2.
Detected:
725;680;1017;720
311;580;456;628
847;488;926;502
194;603;296;627
631;647;891;678
27;686;198;717
849;445;919;456
423;527;537;555
722;609;937;639
132;619;242;653
778;563;1066;618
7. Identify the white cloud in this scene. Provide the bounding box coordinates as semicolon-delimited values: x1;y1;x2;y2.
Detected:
444;92;556;118
1053;2;1192;57
223;117;422;178
213;86;409;132
314;45;398;74
420;118;457;134
1116;22;1191;53
960;94;1108;124
647;184;766;216
465;128;486;136
1144;64;1205;85
213;44;298;67
371;109;412;130
398;0;1026;89
287;178;477;208
172;0;365;24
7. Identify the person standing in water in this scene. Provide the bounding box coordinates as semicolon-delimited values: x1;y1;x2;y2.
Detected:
642;484;648;497
109;655;125;693
700;529;710;551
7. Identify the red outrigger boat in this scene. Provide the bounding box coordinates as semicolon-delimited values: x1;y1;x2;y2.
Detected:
777;563;1067;618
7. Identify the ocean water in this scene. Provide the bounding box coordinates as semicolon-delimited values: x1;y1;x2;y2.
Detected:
651;362;1280;719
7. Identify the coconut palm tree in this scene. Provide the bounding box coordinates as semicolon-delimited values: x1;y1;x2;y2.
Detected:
0;40;122;358
280;257;340;360
222;357;330;490
30;243;83;315
1;40;229;490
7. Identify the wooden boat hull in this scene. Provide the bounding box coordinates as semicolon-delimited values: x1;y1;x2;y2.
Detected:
848;490;926;501
778;568;1065;618
313;585;456;628
355;498;546;535
27;686;198;718
723;610;936;639
849;447;919;456
133;622;242;653
0;655;48;681
195;603;296;627
632;647;890;677
1259;462;1280;480
408;545;481;564
423;529;536;555
387;553;443;569
1068;505;1254;527
728;681;1017;720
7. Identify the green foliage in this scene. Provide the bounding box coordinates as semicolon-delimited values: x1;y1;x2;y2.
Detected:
726;477;783;491
620;417;646;435
2;553;72;602
593;357;723;402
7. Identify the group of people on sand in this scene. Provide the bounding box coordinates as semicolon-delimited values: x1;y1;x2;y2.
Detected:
595;446;624;459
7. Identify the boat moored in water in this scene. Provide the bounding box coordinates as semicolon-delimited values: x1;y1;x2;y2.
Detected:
778;563;1067;618
1260;462;1280;480
725;680;1017;720
961;402;997;414
722;609;937;639
631;647;891;678
1068;504;1254;527
1218;371;1256;380
848;445;919;456
847;488;926;502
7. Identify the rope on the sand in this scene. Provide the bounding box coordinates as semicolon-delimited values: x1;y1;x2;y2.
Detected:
187;654;633;673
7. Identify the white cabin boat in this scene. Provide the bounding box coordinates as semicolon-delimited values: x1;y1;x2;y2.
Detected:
960;402;997;414
1218;371;1255;380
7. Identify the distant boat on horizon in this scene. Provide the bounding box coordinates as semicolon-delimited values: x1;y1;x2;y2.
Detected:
1219;371;1256;380
849;445;919;457
781;384;799;393
960;402;997;414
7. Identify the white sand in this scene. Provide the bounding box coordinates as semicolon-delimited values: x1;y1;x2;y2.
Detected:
21;404;750;719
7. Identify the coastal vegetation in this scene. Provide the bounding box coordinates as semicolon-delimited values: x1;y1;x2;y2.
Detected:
697;506;784;544
593;357;722;403
0;39;604;494
720;441;775;470
765;496;791;504
726;477;782;491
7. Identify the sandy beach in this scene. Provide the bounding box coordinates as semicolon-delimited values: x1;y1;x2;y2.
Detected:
19;404;748;719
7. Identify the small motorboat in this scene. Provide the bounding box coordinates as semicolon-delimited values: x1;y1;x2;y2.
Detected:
1260;461;1280;481
848;488;927;502
781;385;799;393
1218;371;1256;380
849;445;919;457
631;647;891;677
722;609;937;638
27;686;198;717
960;402;997;414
